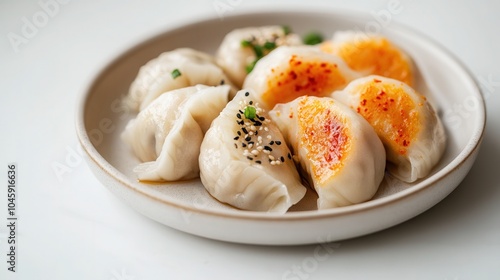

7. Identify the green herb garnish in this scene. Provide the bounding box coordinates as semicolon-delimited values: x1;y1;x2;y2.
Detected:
241;40;252;47
303;32;324;45
171;69;182;79
244;106;256;119
245;60;258;73
263;41;276;50
282;25;291;35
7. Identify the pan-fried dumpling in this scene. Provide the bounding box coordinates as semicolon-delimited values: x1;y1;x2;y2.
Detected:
320;31;413;86
269;96;386;209
332;76;446;182
124;48;236;112
216;25;303;88
199;90;307;213
122;85;231;181
243;46;360;110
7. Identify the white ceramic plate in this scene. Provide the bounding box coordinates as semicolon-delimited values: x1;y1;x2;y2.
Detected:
76;10;485;245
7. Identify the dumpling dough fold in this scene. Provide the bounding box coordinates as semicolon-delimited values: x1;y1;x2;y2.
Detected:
122;85;230;181
199;90;307;213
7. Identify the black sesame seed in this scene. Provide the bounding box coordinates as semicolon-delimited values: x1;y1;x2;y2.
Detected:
280;156;285;162
237;113;242;119
245;92;250;96
249;101;253;105
237;131;241;136
247;156;253;160
253;121;262;126
242;143;247;147
220;79;225;85
245;136;251;141
264;146;273;151
269;141;275;145
254;130;258;135
239;110;244;114
259;116;266;121
234;136;239;140
242;127;248;134
256;160;262;164
234;143;238;148
248;141;254;145
276;141;282;145
287;153;292;159
238;120;244;125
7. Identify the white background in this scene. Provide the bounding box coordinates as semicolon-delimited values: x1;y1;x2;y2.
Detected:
1;0;500;279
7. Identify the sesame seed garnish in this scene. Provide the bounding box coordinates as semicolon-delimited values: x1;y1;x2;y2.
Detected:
233;93;288;166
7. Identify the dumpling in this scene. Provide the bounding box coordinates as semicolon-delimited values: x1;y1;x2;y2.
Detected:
243;46;360;110
269;96;386;209
124;48;236;112
320;31;413;86
332;75;446;182
216;25;303;88
199;90;307;213
122;85;231;181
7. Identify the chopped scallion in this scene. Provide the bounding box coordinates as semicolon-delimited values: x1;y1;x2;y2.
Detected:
282;25;291;35
303;32;324;45
171;69;182;79
244;106;257;119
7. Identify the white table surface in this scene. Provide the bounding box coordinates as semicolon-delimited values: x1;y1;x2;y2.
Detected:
1;0;499;279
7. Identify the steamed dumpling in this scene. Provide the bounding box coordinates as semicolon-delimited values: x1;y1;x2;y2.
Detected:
320;31;413;86
199;90;307;213
243;46;360;110
124;48;236;112
216;25;303;88
269;96;386;209
122;85;230;181
332;76;445;182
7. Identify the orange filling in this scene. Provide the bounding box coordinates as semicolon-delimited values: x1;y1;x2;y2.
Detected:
262;55;348;108
297;97;351;185
355;79;421;155
321;37;413;86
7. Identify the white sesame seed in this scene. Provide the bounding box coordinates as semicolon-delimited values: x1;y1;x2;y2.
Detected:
257;146;263;151
248;143;254;149
251;150;259;156
263;150;271;154
268;155;275;160
257;136;262;142
264;127;269;132
267;135;272;139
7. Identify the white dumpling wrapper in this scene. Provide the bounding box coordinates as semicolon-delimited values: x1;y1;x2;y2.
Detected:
216;25;303;88
332;75;446;182
270;96;386;209
199;90;307;213
122;85;230;181
124;48;236;111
